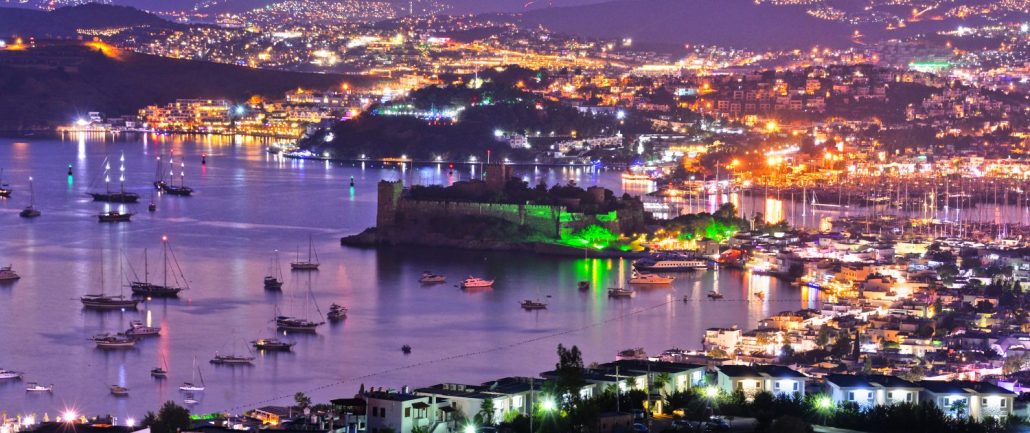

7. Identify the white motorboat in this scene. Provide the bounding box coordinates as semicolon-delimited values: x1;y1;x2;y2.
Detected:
628;272;674;285
0;265;20;282
460;276;494;289
25;382;52;392
0;369;22;380
125;320;161;337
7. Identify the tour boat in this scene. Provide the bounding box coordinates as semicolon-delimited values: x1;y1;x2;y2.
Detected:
264;251;284;290
0;369;22;380
110;385;129;397
25;382;52;393
98;211;134;223
88;154;140;203
210;353;255;366
251;338;295;352
419;271;446;284
92;333;137;349
125;320;161;337
290;236;320;270
19;176;40;218
607;287;635;298
577;281;590;291
155;154;194;196
460;276;494;289
276;316;324;332
520;299;548;310
0;265;20;282
754;291;765;300
130;238;187;298
179;357;206;392
628;272;674;285
634;258;707;272
707;291;724;300
151;366;168;378
327;303;348;322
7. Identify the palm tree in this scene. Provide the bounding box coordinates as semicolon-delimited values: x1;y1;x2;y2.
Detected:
652;372;673;396
477;398;496;425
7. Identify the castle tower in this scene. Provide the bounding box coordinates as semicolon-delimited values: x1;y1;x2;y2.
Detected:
376;180;404;227
484;164;514;192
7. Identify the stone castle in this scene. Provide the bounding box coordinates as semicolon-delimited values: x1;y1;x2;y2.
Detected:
375;165;644;241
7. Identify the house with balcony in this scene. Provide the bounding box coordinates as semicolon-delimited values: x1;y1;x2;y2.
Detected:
824;375;920;408
415;377;540;424
715;365;807;400
596;360;708;395
364;388;453;433
919;381;1016;420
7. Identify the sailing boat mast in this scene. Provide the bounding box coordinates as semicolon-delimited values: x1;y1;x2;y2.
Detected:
119;152;126;193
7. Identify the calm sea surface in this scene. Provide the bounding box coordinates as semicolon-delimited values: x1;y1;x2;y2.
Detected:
0;133;811;418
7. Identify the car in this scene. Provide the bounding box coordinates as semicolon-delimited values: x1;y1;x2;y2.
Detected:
631;409;648;421
671;419;695;431
705;416;730;431
632;423;649;433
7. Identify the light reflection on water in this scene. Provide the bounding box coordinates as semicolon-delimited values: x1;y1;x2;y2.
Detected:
0;134;803;417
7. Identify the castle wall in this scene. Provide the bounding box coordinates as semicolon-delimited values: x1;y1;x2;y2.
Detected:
395;200;565;238
375;180;645;240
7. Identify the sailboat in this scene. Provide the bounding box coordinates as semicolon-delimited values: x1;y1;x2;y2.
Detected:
130;236;188;297
81;250;139;310
607;258;635;298
0;168;12;197
88;153;140;203
151;358;169;378
251;337;295;352
275;274;325;332
264;250;284;290
179;356;206;392
210;335;255;365
161;158;193;196
19;176;40;218
290;235;320;270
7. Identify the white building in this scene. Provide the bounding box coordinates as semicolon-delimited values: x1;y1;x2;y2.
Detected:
715;365;807;400
824;375;920;408
919;381;1015;420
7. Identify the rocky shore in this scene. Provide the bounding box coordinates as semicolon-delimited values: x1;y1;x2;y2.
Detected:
340;227;647;258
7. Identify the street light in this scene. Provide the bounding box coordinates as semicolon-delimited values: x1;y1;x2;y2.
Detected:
704;386;719;399
815;395;833;410
540;395;557;412
463;423;477;433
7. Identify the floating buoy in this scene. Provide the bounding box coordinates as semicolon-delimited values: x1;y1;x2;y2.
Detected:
67;164;73;176
201;154;207;165
349;176;354;187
